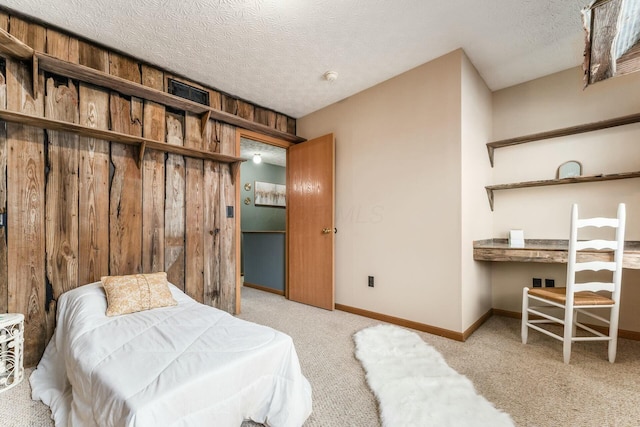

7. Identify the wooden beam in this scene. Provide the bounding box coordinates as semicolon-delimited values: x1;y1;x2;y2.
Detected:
587;0;622;84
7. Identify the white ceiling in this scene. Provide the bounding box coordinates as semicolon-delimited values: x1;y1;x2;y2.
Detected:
3;0;587;118
240;137;286;167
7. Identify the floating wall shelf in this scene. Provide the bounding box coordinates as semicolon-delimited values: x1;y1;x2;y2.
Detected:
486;112;640;167
485;171;640;211
0;109;244;182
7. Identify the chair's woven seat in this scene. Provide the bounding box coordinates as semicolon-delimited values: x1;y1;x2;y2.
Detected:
528;287;614;306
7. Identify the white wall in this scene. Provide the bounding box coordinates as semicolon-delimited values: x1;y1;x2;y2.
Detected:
460;53;493;331
490;67;640;332
298;50;465;332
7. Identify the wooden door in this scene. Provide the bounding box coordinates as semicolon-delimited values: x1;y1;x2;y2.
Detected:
287;134;335;310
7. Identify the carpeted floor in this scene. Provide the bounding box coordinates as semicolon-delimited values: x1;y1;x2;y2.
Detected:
2;286;640;426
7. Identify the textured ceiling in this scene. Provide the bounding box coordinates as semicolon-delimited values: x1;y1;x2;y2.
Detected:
240;137;286;167
3;0;586;118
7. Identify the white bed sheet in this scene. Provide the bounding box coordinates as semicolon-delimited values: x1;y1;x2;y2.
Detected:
30;282;312;427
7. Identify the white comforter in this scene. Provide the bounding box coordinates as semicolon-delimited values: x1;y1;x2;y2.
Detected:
30;282;312;427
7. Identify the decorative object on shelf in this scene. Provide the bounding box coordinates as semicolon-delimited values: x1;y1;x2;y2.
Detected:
0;313;25;393
244;197;251;205
255;181;286;207
509;229;525;248
244;182;252;191
557;161;582;179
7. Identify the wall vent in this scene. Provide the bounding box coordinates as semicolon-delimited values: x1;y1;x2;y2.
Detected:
168;78;210;106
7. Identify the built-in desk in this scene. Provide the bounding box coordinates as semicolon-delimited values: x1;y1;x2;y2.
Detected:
473;239;640;269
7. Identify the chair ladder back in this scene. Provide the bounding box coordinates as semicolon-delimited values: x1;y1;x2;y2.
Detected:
567;203;626;299
574;261;616;272
574;281;615;293
611;203;626;303
575;240;617;251
576;217;620;228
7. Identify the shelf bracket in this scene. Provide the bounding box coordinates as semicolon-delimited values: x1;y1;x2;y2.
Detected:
200;110;211;140
487;145;495;168
32;54;39;97
137;141;146;169
229;161;241;185
486;188;494;211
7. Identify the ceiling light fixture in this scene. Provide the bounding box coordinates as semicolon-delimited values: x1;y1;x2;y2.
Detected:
323;70;338;82
253;153;262;164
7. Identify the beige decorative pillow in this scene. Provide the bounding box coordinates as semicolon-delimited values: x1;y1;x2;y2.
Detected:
101;272;177;317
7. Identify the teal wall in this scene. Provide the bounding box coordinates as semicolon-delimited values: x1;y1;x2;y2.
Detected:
240;161;286;284
240;161;286;231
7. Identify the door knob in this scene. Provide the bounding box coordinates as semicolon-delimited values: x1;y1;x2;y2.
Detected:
322;228;331;234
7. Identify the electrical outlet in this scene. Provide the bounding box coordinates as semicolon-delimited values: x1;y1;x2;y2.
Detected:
532;278;542;288
545;279;555;288
368;276;374;287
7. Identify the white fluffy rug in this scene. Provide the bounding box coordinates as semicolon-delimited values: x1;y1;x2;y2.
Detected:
354;325;514;427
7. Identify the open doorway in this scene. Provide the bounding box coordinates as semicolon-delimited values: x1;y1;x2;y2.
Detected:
235;130;335;313
238;134;290;300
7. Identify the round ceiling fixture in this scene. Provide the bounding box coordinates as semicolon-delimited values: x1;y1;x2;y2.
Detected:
323;71;338;82
253;153;262;164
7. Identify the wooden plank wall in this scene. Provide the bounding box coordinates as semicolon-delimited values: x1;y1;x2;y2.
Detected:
0;11;297;366
0;15;7;316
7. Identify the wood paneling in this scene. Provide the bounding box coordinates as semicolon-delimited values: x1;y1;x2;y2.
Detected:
0;58;6;211
276;113;288;132
44;77;79;299
142;65;166;273
78;83;110;285
78;41;109;72
109;93;143;275
185;113;204;301
221;94;238;115
203;159;220;306
165;112;186;291
237;100;254;121
109;52;141;84
217;122;236;313
78;36;110;284
287;117;296;135
0;59;6;314
8;16;46;52
255;107;276;128
0;228;7;314
46;29;79;63
7;46;47;366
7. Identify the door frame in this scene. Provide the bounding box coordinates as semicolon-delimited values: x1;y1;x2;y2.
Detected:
234;129;293;313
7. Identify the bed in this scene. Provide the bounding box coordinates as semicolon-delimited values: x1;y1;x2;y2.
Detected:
30;280;312;427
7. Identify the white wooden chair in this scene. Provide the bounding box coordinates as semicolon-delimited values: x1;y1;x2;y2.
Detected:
521;203;626;363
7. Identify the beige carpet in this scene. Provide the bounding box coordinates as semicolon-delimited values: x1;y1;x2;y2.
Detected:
2;286;640;426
